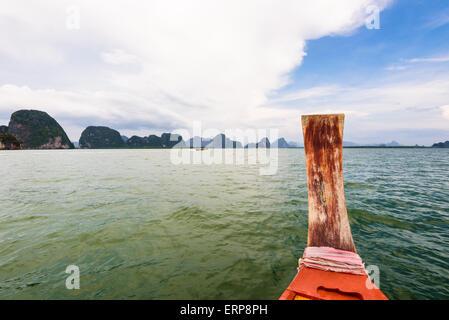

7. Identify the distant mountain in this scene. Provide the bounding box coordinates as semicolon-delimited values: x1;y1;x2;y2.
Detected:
186;135;295;149
432;141;449;148
272;138;290;148
72;141;79;148
380;140;401;147
361;141;402;147
205;134;243;148
343;141;403;147
161;133;183;148
186;136;212;148
248;137;295;148
79;126;125;149
245;137;270;148
127;134;161;147
1;112;420;150
8;110;74;149
126;133;183;148
287;141;302;148
127;135;147;147
257;137;270;148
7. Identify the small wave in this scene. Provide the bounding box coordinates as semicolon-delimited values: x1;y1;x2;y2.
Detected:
166;206;209;223
348;208;416;231
344;182;378;190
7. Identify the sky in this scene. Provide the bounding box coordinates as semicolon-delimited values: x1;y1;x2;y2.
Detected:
0;0;448;145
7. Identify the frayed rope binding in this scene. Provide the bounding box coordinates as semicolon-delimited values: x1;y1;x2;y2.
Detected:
298;246;367;275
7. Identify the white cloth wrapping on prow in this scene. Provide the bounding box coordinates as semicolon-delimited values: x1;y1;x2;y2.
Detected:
298;246;367;275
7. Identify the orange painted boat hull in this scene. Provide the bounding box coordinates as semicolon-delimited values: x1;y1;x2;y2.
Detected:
280;267;388;300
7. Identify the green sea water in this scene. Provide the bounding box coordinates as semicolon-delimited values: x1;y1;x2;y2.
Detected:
0;149;448;299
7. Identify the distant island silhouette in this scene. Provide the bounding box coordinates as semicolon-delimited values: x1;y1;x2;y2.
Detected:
0;109;445;150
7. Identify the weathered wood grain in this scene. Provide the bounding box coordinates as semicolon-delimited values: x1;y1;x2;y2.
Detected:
302;114;356;252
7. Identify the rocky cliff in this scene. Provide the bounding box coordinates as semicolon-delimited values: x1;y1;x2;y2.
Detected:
79;126;126;149
126;133;183;148
257;137;270;148
245;137;271;148
205;134;243;148
126;135;162;147
0;133;23;150
8;110;74;149
272;138;290;148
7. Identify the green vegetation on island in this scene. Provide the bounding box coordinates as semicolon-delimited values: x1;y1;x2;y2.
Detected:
124;133;183;148
0;132;23;150
432;141;449;148
7;110;74;149
79;126;126;149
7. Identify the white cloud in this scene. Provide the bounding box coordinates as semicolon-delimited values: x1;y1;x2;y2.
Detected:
442;105;449;120
268;85;343;103
101;49;140;65
385;65;407;71
423;8;449;30
0;84;189;133
407;56;449;63
0;0;392;141
271;79;449;122
386;55;449;71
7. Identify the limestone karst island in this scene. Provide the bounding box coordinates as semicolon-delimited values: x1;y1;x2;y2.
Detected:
0;109;296;150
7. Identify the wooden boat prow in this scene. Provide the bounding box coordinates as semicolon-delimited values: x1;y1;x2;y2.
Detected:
302;114;355;252
280;114;387;300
